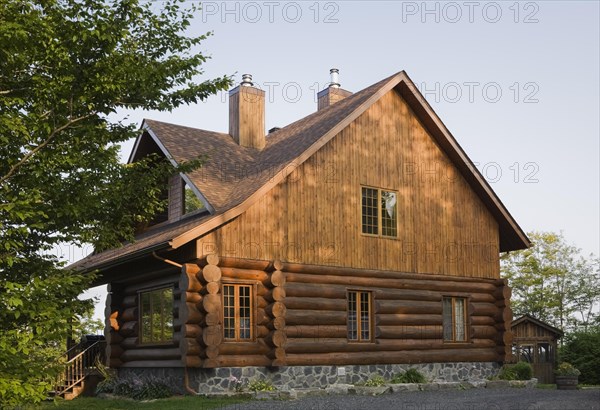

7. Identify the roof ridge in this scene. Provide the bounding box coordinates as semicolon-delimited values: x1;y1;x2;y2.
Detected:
143;118;231;137
143;72;403;144
267;72;401;137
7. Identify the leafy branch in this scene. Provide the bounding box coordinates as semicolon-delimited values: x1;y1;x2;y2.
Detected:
0;114;95;186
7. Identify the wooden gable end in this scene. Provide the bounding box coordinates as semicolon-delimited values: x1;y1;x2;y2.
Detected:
512;320;560;342
198;88;500;279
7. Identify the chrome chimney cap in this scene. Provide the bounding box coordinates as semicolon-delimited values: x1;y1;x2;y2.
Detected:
329;68;340;88
241;74;254;87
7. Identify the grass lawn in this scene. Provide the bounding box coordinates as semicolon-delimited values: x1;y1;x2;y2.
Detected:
536;384;557;389
39;395;249;409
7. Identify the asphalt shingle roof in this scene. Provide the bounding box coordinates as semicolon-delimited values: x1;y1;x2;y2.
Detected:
71;74;394;271
71;71;530;272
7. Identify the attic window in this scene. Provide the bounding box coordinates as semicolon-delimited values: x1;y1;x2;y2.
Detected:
183;181;205;215
361;186;398;237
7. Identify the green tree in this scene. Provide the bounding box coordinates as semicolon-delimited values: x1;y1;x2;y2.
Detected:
501;231;600;332
72;307;105;341
560;328;600;385
0;0;231;406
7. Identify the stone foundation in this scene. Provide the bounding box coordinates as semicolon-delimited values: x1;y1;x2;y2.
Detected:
118;362;500;394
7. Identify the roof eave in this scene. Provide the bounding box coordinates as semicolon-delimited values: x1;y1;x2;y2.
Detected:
395;73;530;252
71;241;172;276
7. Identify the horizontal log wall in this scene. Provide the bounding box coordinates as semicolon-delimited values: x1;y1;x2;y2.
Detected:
283;266;508;364
107;271;183;368
216;259;287;367
197;89;500;278
107;257;511;368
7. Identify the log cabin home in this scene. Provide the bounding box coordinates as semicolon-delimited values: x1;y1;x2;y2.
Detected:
72;69;530;392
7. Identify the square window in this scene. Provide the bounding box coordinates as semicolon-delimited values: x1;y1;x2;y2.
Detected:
361;187;397;237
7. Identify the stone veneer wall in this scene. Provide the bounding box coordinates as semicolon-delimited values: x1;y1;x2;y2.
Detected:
118;362;500;394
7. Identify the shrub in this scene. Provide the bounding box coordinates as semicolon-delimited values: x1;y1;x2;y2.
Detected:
390;368;427;384
498;362;532;381
131;378;173;400
497;365;517;381
555;362;581;377
113;379;137;397
247;378;276;392
364;375;386;387
513;361;533;380
96;376;174;400
560;330;600;384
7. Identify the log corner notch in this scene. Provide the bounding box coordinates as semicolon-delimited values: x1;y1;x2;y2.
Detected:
196;254;222;368
494;278;513;363
179;263;204;368
264;260;287;366
105;283;124;368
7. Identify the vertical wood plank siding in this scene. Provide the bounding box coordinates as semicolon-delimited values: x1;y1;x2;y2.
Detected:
199;89;500;279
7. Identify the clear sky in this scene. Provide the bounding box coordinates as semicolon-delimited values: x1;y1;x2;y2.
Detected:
81;0;600;321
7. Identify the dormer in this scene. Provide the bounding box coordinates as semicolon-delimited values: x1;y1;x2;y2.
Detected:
168;176;205;221
129;126;207;232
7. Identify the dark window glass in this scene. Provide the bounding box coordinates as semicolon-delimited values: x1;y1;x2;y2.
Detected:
442;296;467;342
348;291;372;342
139;287;173;344
223;284;253;341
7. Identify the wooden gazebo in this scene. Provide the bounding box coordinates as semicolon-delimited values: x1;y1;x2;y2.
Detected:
511;314;563;383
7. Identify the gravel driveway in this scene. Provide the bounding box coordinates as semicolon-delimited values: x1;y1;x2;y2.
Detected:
222;388;600;410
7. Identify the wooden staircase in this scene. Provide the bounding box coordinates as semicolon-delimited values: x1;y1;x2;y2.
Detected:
53;338;106;400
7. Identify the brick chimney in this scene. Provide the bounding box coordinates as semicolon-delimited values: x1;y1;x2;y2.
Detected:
317;68;352;110
229;74;265;149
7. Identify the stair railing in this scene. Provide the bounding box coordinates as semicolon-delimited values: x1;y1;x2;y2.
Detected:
55;339;106;397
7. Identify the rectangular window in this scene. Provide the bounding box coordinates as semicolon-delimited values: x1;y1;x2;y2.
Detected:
361;187;397;237
347;291;372;342
223;284;253;341
442;296;467;342
140;287;173;344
